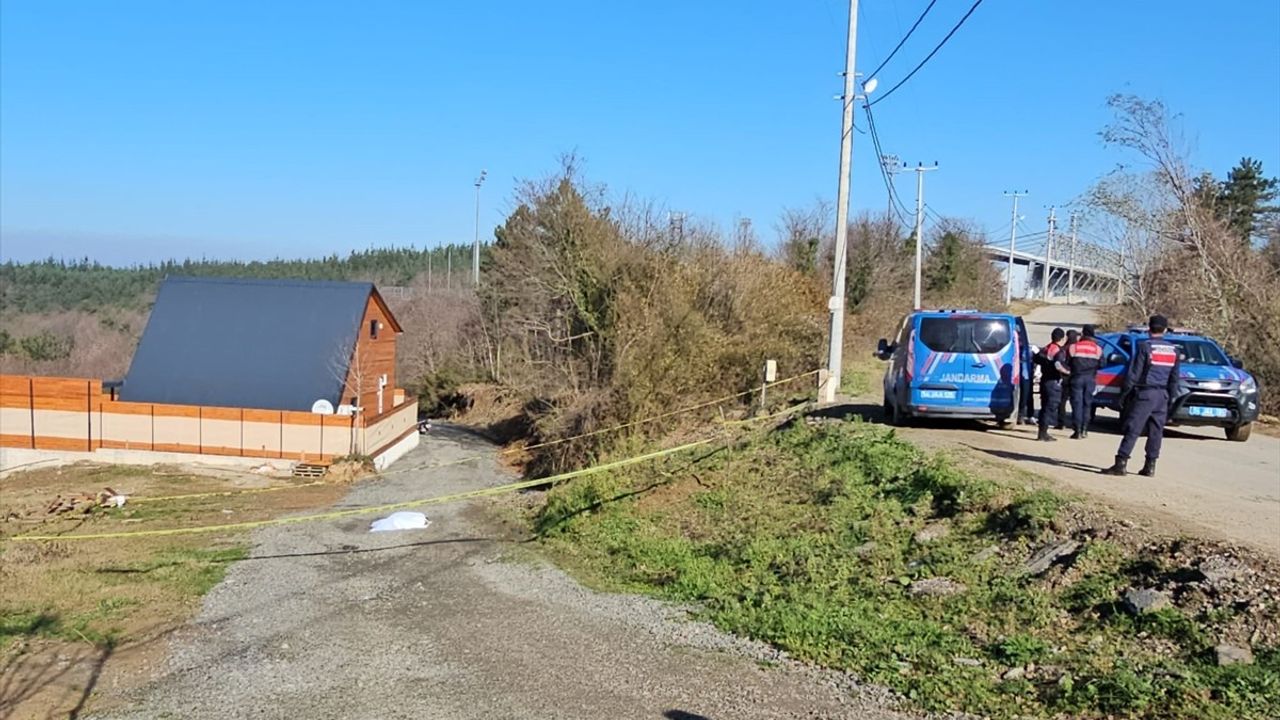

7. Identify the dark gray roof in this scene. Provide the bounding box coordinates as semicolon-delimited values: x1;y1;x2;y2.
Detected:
121;276;375;411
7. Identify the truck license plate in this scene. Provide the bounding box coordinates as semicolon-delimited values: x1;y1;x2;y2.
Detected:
1188;406;1229;418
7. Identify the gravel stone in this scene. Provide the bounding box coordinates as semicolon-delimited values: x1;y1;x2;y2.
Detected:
1198;557;1244;586
1215;644;1255;666
1021;539;1081;576
87;424;914;720
909;577;966;597
912;522;950;544
1123;587;1173;615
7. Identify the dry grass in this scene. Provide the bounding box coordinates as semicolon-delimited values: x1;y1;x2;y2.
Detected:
0;462;348;718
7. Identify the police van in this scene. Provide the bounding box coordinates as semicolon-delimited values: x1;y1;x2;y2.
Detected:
876;310;1024;426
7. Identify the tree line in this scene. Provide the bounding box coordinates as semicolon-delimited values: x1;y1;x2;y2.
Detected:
0;244;484;314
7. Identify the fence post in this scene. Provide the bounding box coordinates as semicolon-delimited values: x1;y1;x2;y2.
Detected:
240;408;244;457
86;380;92;452
279;412;284;459
28;377;35;449
150;405;155;451
198;406;203;454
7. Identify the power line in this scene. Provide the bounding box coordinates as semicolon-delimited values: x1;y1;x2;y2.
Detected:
868;0;984;107
863;103;912;225
864;0;938;82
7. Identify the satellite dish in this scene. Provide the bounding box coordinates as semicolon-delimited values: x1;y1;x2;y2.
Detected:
863;77;879;94
311;399;335;415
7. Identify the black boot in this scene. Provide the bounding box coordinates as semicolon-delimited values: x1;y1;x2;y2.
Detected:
1070;429;1082;439
1037;427;1057;442
1081;428;1089;439
1138;458;1157;477
1101;456;1127;476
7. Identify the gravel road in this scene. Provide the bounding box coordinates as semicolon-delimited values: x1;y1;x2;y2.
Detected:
89;425;914;720
885;304;1280;557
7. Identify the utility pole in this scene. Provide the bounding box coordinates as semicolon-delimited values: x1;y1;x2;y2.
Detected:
1043;206;1057;301
881;154;902;220
1003;191;1028;305
1067;211;1078;303
821;0;861;404
911;162;939;310
447;248;452;290
473;170;487;286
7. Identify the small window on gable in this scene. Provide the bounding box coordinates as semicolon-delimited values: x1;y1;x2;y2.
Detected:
370;319;379;339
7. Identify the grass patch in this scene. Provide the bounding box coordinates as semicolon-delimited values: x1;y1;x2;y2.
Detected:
532;422;1280;719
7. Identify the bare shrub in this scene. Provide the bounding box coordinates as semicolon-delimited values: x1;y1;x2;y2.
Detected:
1088;95;1280;412
463;164;825;472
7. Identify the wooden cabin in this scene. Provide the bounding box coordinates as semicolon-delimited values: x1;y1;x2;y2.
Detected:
120;276;404;415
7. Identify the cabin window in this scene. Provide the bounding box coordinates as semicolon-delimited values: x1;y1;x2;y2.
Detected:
370;319;379;339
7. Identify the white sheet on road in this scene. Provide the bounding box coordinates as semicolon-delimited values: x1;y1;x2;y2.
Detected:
369;511;431;532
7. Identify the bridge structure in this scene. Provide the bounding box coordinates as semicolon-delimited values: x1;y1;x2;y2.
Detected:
981;231;1124;305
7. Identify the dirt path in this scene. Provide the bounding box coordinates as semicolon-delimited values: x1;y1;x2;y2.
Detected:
871;304;1280;557
86;426;913;720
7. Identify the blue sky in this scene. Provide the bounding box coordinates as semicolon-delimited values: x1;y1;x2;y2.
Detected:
2;0;1278;265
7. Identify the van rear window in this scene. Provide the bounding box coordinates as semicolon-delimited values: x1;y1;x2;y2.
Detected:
918;317;1011;353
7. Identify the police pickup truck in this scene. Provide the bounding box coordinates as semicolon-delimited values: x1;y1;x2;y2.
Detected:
1093;328;1260;441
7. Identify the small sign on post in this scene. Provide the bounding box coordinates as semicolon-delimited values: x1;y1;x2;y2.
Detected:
761;359;778;408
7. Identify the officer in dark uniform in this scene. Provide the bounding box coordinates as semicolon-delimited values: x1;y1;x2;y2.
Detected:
1102;315;1181;477
1066;325;1103;439
1036;328;1070;442
1056;329;1080;429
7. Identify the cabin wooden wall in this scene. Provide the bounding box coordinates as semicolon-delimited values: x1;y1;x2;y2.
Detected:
342;294;399;414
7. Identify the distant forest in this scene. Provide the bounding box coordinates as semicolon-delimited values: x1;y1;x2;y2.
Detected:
0;244;483;313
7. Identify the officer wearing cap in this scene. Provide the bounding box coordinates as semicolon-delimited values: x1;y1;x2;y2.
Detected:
1102;315;1181;477
1035;328;1071;442
1066;325;1103;439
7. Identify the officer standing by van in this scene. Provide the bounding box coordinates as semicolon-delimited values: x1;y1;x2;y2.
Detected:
1036;328;1071;442
1102;315;1181;477
1056;329;1080;429
1066;325;1103;439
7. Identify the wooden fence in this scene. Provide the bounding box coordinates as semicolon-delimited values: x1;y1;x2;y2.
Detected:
0;375;416;464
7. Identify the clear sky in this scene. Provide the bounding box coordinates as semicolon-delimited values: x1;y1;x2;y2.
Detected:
2;0;1278;265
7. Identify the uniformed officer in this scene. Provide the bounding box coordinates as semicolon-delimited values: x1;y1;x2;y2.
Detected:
1102;315;1181;477
1036;328;1071;442
1066;325;1103;439
1056;329;1080;429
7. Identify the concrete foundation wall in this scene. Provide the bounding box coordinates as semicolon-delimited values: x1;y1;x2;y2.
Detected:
2;374;415;467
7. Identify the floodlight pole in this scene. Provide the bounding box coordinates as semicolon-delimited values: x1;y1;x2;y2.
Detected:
473;170;486;286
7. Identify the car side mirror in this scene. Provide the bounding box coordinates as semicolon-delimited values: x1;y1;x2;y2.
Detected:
875;338;892;360
1106;352;1125;365
1230;356;1245;369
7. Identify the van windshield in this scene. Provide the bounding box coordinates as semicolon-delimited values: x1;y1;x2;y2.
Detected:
918;317;1011;354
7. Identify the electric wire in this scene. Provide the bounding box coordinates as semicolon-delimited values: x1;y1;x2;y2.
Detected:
863;0;939;83
868;0;984;107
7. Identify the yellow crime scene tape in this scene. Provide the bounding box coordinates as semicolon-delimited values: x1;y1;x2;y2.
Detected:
123;368;822;505
8;398;816;543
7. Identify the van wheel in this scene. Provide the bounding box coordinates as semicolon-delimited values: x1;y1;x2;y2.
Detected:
883;396;904;426
1226;423;1252;442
